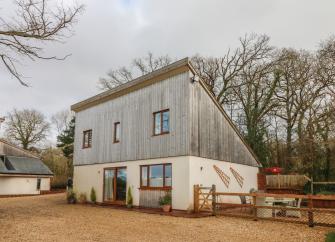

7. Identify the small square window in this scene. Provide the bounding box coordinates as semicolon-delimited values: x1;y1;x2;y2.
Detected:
153;109;169;135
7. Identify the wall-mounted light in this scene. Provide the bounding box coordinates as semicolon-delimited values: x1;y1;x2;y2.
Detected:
200;166;203;171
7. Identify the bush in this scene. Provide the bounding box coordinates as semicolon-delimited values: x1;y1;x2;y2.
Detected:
317;191;335;195
78;193;87;204
325;232;335;242
159;191;171;206
127;187;133;207
51;176;67;190
66;189;77;204
90;187;96;203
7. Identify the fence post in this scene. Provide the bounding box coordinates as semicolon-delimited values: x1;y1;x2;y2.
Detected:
252;194;258;221
212;184;216;216
194;184;199;213
308;196;314;227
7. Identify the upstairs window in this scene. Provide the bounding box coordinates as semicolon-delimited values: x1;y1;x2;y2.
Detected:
82;129;92;148
153;109;169;136
114;122;120;143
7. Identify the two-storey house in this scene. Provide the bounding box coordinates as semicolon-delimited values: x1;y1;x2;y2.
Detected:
71;58;260;211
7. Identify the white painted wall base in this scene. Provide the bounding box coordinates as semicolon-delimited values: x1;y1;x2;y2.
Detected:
0;177;50;195
74;156;259;210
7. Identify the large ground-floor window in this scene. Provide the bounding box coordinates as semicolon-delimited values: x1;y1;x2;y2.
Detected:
140;163;172;189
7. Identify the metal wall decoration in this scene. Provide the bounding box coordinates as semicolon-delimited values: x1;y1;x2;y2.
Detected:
213;165;230;188
230;167;244;188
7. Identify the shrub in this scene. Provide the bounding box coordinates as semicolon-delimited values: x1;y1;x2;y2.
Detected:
159;191;171;206
317;191;335;195
90;187;96;203
127;187;133;207
66;189;77;204
325;232;335;242
78;193;87;204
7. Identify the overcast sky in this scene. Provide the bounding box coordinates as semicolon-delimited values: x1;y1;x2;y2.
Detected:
1;0;335;143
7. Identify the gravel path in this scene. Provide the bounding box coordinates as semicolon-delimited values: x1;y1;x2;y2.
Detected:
0;194;332;242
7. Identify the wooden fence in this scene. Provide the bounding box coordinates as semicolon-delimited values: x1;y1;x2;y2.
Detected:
193;184;335;228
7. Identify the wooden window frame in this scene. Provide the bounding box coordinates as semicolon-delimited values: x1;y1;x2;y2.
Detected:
102;166;127;204
82;129;92;149
113;122;120;143
153;109;170;136
140;163;172;190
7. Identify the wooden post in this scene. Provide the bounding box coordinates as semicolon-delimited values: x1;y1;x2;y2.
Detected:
212;184;216;216
308;196;314;227
252;194;257;221
194;185;199;213
311;177;314;195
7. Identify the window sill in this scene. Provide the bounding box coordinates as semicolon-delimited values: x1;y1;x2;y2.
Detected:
139;187;172;191
152;132;170;137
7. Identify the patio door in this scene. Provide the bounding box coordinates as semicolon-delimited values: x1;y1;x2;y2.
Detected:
103;167;127;203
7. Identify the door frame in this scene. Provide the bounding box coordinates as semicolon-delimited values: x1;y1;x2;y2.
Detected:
102;166;127;204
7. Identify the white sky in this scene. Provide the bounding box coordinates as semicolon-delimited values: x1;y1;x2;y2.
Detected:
0;0;335;143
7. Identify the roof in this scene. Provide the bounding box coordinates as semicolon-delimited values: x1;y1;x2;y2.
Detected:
71;57;261;167
0;156;53;176
0;139;39;158
71;58;190;112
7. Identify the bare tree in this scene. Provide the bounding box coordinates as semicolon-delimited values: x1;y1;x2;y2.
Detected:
191;34;273;106
98;52;172;90
0;0;84;85
51;109;73;133
4;109;50;149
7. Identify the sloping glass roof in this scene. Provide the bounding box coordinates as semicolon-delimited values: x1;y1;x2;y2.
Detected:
0;156;53;176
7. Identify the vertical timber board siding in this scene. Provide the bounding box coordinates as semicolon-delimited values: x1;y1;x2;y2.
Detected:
139;190;166;208
73;71;191;165
189;81;259;167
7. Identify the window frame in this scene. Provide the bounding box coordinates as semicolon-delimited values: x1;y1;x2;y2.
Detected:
37;178;41;190
153;109;170;136
82;129;92;149
140;163;172;190
113;122;121;143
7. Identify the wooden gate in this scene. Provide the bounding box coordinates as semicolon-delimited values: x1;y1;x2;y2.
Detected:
193;185;216;213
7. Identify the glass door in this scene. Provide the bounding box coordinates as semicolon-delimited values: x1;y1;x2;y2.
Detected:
104;167;127;203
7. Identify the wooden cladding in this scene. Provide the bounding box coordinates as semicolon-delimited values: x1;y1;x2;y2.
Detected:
153;109;169;136
82;130;92;149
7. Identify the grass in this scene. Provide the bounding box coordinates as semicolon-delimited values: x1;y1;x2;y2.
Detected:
326;232;335;242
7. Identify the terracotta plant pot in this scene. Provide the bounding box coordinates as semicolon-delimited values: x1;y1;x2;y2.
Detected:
162;205;171;212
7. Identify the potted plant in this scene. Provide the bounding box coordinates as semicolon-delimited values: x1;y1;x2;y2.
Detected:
90;187;96;204
126;186;133;208
159;192;172;212
66;189;77;204
78;192;87;204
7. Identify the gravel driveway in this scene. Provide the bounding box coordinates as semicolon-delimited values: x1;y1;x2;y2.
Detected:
0;194;332;242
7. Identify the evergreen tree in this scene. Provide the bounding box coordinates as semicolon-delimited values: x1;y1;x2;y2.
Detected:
57;117;75;176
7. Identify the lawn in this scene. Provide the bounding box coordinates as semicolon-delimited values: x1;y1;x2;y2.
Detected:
0;194;332;242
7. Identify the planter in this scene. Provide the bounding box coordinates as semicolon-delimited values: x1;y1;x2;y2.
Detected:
162;205;171;212
126;204;133;209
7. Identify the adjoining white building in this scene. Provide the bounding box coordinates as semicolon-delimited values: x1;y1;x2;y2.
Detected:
71;58;261;211
0;139;53;196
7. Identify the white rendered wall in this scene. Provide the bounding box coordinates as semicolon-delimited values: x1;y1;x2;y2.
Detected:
73;156;190;210
0;177;50;195
188;156;259;208
74;156;259;210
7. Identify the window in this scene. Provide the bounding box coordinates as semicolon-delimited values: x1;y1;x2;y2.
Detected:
37;178;41;190
114;122;120;143
153;109;169;135
82;129;92;148
140;164;172;189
